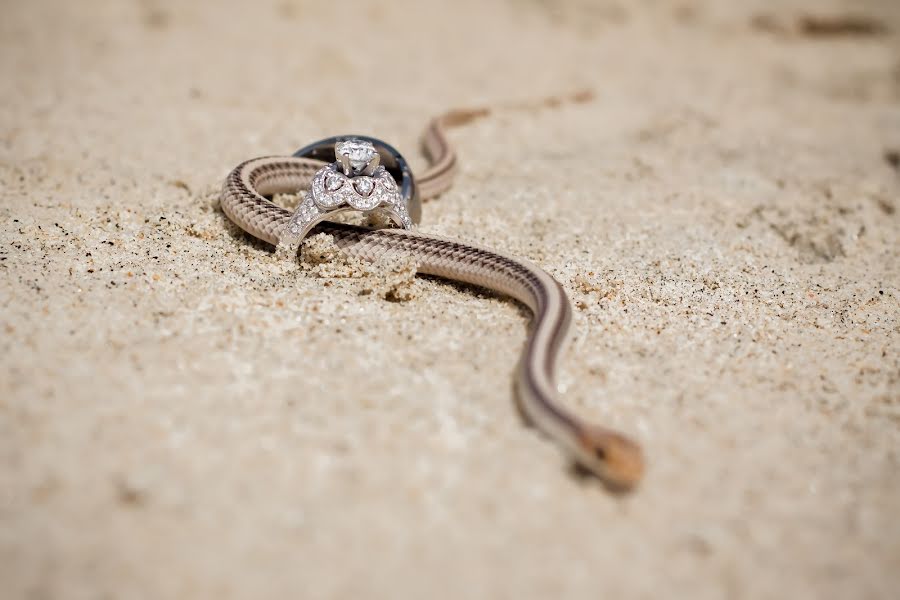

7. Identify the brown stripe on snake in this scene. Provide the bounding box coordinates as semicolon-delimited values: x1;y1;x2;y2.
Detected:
219;112;644;489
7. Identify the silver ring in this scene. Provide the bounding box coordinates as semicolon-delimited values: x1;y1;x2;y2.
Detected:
276;138;415;260
292;134;420;223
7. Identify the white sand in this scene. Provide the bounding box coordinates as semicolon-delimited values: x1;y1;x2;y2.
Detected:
2;1;899;598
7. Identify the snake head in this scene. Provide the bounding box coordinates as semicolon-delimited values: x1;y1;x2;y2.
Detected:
575;427;644;490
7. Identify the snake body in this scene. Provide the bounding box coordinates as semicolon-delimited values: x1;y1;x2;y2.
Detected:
221;112;644;488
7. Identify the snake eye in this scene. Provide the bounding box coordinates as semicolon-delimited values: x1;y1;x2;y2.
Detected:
593;446;607;461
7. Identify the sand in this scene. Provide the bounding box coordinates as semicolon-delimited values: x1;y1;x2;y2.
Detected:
2;0;899;598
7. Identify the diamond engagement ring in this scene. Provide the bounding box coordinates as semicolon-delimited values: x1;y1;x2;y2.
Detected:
275;137;416;260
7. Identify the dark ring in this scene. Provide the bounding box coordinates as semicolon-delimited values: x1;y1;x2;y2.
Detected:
293;135;420;224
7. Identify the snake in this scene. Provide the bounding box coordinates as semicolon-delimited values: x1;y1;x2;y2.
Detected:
220;110;644;489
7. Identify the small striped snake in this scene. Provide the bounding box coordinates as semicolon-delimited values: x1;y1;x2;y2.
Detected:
221;110;644;489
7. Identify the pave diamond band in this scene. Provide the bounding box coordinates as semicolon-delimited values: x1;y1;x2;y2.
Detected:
275;138;415;260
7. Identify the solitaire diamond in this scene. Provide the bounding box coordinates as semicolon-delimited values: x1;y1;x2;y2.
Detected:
335;139;377;174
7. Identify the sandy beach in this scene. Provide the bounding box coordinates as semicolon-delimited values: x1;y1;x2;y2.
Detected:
2;0;899;598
